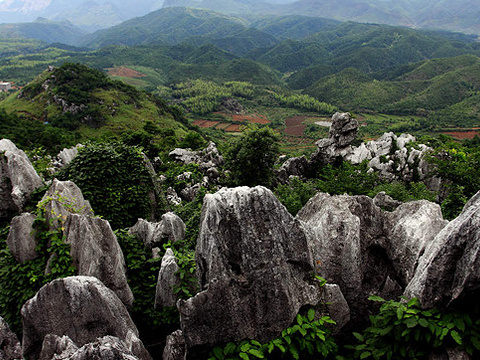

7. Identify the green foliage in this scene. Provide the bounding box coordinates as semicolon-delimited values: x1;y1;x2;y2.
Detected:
347;296;480;359
58;141;157;229
179;131;207;151
164;241;198;300
0;195;76;334
209;309;337;360
271;92;337;114
226;126;280;187
369;181;437;203
275;177;317;215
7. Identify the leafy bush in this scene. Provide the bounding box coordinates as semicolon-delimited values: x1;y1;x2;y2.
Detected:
209;309;337;360
275;177;317;215
346;296;480;359
58;142;157;229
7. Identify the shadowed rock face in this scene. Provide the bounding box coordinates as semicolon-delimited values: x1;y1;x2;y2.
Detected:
64;214;134;307
405;191;480;308
155;248;181;308
0;316;22;360
0;139;43;218
21;276;150;360
178;186;321;348
6;213;37;263
129;213;186;249
297;192;448;322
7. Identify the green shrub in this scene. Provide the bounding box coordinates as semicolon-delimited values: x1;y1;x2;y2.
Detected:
346;296;480;359
275;177;317;216
58;142;158;229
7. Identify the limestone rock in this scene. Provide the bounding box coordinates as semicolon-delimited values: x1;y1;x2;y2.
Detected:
178;186;321;348
21;276;150;360
166;187;182;206
64;214;133;307
405;191;480;308
276;156;309;184
385;200;447;285
39;334;78;360
168;149;199;165
54;145;84;169
296;193;393;321
163;330;186;360
41;335;140;360
6;212;37;263
323;284;350;333
329;112;358;147
0;316;22;360
41;179;93;229
373;191;402;211
129;213;185;248
155;248;180;308
0;139;43;217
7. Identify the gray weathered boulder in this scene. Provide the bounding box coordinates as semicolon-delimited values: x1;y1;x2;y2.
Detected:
53;144;84;169
296;193;389;321
178;186;321;348
21;276;150;360
163;330;186;360
329;112;359;147
405;191;480;308
155;248;181;308
323;284;350;333
6;212;37;263
0;316;22;360
40;335;140;360
64;214;134;307
129;213;185;249
373;191;402;211
41;179;93;229
0;139;43;217
276;156;309;184
385;201;447;285
168;149;200;165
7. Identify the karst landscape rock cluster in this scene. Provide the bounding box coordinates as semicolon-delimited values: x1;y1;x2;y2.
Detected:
0;113;479;360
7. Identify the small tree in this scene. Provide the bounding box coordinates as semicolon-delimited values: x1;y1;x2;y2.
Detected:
226;126;280;187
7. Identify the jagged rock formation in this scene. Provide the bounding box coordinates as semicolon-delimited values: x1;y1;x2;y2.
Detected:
6;213;37;263
178;186;322;348
405;190;480;308
0;139;43;218
323;284;350;334
155;248;180;308
297;192;447;322
21;276;150;360
163;330;186;360
276;155;309;184
41;179;93;228
0;316;22;360
64;214;134;307
40;335;140;360
52;144;84;170
129;213;186;249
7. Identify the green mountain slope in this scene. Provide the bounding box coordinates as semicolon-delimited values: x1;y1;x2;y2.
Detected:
0;63;187;148
81;7;249;48
0;18;88;46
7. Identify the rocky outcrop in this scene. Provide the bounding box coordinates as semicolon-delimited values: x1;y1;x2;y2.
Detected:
310;112;358;165
129;213;186;249
0;316;22;360
373;191;402;211
169;142;224;169
41;179;93;228
155;248;180;308
52;144;84;169
40;335;140;360
21;276;150;360
385;201;448;286
178;186;321;348
276;155;309;184
163;330;186;360
0;139;43;217
6;213;37;263
297;192;448;322
405;191;480;308
64;214;134;307
323;284;350;334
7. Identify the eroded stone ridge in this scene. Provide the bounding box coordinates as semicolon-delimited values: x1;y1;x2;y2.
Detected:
178;186;321;348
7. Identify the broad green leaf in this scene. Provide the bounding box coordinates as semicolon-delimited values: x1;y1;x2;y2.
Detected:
451;330;463;345
297;314;303;325
353;332;365;342
239;353;249;360
248;349;264;358
307;308;315;322
212;346;224;359
224;343;236;355
396;306;404;320
405;317;418;328
368;295;385;302
360;351;371;359
418;318;429;328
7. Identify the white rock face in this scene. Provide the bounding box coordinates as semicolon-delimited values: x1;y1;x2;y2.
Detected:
405;190;480;308
55;144;84;169
0;139;43;216
155;248;180;308
64;214;134;307
21;276;150;360
129;213;185;248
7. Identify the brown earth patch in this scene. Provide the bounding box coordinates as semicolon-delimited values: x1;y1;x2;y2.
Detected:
193;120;219;128
107;66;147;78
442;131;480;140
225;124;242;132
285;116;307;136
215;112;270;124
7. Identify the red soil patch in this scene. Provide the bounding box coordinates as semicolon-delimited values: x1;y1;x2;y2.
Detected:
442;131;480;140
215;112;270;124
225;124;242;132
215;123;231;130
193;120;219;128
107;67;147;78
285;116;307;136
